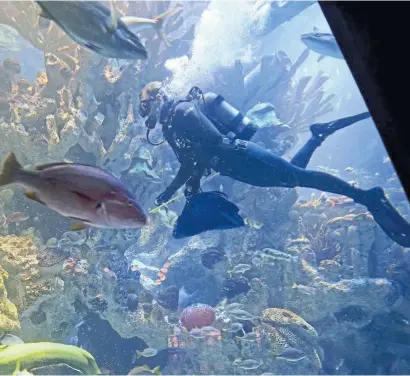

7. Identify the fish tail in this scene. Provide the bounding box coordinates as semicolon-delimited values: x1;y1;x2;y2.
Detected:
153;366;162;375
0;152;22;186
137;351;141;359
154;4;183;48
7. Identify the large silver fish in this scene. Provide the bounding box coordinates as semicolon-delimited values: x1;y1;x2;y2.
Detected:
36;1;182;60
301;27;344;62
0;153;147;230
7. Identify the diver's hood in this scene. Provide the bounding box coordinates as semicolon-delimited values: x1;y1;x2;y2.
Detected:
140;81;163;102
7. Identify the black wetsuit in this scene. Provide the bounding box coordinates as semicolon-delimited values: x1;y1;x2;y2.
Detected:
157;99;410;246
159;100;367;204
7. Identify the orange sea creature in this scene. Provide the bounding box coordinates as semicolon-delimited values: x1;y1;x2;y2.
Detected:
102;65;121;84
154;260;171;285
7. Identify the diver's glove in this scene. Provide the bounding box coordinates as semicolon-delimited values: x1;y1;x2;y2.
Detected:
155;191;173;206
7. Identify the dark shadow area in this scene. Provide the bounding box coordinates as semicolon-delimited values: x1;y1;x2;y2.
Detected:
77;313;169;375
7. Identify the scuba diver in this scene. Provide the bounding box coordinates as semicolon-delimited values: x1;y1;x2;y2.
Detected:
138;81;410;247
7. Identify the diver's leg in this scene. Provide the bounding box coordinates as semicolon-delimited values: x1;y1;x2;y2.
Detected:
216;140;410;247
293;167;410;247
290;111;371;169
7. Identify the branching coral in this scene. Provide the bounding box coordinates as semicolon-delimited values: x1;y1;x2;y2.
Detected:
298;215;341;265
0;1;78;69
210;48;335;132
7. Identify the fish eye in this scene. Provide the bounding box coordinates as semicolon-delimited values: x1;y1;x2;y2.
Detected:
96;202;103;210
127;200;134;207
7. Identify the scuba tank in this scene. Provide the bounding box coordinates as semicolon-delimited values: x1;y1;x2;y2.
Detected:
187;87;258;141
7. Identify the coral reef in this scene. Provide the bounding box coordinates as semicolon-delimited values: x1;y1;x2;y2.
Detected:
0;233;68;337
0;1;408;375
0;264;20;332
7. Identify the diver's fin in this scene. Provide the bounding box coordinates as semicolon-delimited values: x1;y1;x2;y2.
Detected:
107;0;118;32
153;4;183;47
0;152;22;186
317;55;326;62
24;191;45;205
69;220;90;231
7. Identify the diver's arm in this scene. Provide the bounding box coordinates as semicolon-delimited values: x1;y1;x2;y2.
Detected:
185;163;207;200
155;160;194;205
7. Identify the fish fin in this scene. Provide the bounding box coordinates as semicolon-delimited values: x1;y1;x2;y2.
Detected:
107;0;118;32
68;216;92;223
24;191;45;205
154;4;183;24
12;360;20;376
153;366;162;375
0;152;22;186
69;220;91;231
35;162;72;170
36;161;108;171
317;55;326;62
136;351;141;359
153;5;183;47
313;26;319;31
156;29;171;48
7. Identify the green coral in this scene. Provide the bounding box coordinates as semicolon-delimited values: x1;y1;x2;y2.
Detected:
0;342;101;375
0;265;20;332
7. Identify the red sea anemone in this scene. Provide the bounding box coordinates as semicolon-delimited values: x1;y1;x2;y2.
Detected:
180;303;216;331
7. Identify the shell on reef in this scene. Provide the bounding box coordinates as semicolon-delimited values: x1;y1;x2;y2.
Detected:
126;293;139;312
37;245;68;268
180;303;216;331
157;285;179;311
222;276;251;298
261;308;318;337
201;248;226;269
3;57;21;74
0;66;12;95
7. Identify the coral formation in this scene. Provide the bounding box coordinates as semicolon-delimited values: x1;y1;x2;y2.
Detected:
257;308;322;373
0;1;408;375
0;264;20;332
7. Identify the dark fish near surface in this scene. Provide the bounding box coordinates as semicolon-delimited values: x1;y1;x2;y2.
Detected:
0;153;147;230
36;1;148;60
